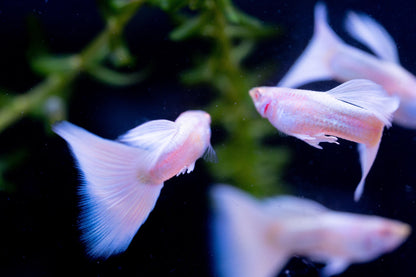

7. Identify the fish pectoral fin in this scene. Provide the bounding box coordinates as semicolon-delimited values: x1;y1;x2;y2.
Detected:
203;144;218;163
321;259;349;277
292;133;339;149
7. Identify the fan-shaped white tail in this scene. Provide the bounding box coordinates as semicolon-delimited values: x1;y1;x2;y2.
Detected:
53;121;163;258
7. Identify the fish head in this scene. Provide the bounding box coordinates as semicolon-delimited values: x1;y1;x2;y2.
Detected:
176;110;213;151
249;87;273;117
345;217;411;262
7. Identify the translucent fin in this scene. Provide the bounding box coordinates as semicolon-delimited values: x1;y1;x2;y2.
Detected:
203;144;218;163
118;119;178;150
393;101;416;129
262;195;329;218
211;185;288;277
326;79;399;127
53;121;164;258
176;162;195;176
321;259;349;277
278;3;343;88
291;133;339;149
345;11;399;63
354;142;380;201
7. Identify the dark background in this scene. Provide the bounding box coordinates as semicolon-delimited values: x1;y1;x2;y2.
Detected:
1;0;416;276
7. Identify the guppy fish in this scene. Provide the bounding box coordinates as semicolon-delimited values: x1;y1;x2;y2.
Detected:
53;110;216;258
278;3;416;129
249;79;399;201
211;184;411;277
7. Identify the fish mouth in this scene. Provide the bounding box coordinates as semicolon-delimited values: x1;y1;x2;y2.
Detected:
380;222;412;252
249;87;263;101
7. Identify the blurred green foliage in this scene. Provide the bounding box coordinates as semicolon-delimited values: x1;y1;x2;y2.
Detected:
0;0;290;196
166;0;290;196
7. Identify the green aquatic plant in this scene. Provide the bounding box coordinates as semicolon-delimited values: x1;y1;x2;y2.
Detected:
167;0;290;196
0;0;147;132
0;0;289;196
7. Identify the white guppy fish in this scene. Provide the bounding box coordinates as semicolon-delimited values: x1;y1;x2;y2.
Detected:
211;184;411;277
53;110;216;258
279;3;416;129
249;79;399;201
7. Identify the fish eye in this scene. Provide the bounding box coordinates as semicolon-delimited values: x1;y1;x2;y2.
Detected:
255;90;262;100
249;88;263;101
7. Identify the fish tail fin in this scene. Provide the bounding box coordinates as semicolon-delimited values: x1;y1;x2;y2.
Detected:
355;142;380;201
211;185;288;277
278;3;343;88
53;121;163;258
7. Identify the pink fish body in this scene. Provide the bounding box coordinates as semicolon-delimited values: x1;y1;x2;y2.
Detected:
53;110;215;258
279;3;416;128
211;184;411;277
249;79;399;201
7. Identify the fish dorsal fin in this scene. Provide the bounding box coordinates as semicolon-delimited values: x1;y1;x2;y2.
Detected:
326;79;399;126
278;2;342;88
345;11;399;63
53;121;164;258
118;119;178;150
262;195;328;217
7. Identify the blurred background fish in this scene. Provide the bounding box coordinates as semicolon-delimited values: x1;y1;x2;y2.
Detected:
53;110;215;258
211;184;411;277
249;79;399;201
278;3;416;129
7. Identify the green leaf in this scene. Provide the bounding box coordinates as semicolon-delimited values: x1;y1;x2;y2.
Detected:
148;0;190;12
87;65;148;86
30;55;82;76
230;40;255;64
170;14;210;41
109;38;136;67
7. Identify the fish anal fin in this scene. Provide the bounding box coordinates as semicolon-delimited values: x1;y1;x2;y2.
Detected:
292;133;339;149
176;162;196;176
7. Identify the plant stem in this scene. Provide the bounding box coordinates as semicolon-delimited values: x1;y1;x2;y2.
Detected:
0;0;145;133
